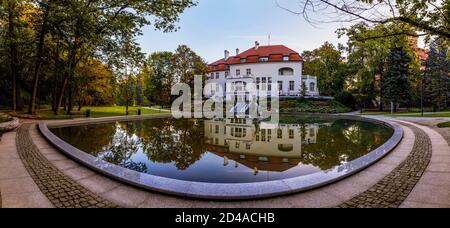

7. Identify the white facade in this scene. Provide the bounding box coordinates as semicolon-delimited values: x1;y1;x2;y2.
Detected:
205;49;320;101
204;119;321;171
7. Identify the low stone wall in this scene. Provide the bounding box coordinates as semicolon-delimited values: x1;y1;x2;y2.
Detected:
38;114;404;200
0;116;19;132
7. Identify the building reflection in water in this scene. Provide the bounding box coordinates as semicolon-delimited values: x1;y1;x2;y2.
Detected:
204;118;327;174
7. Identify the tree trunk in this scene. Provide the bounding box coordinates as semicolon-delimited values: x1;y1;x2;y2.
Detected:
28;2;50;114
67;84;73;115
378;65;384;112
52;50;59;112
54;16;82;115
55;73;68;115
7;1;18;112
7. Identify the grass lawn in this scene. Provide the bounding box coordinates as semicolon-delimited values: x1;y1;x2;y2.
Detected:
437;122;450;128
32;106;168;120
361;111;450;118
0;114;12;123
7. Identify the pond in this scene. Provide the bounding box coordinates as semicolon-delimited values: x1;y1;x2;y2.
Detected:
50;115;394;184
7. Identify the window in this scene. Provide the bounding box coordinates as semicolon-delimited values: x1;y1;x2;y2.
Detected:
278;144;294;152
236;142;240;149
236;69;240;76
215;138;219;145
289;81;295;91
225;71;229;78
289;129;295;139
216;72;220;79
310;128;315;137
259;57;269;62
211;73;214;79
279;68;294;76
283;56;290;61
262;77;267;91
215;125;219;134
261;129;266;142
310;83;316;92
268;78;272;91
278;81;283;91
256;78;261;90
277;129;283;139
231;128;247;138
246;68;252;75
246;144;251;150
268;129;272;142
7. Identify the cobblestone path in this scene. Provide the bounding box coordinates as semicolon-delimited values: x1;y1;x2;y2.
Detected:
339;123;432;208
16;124;117;208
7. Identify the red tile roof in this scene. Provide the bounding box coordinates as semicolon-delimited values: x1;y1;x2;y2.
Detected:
416;48;429;62
209;45;303;72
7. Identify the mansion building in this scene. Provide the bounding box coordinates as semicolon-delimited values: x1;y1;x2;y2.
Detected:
204;119;324;172
205;42;319;101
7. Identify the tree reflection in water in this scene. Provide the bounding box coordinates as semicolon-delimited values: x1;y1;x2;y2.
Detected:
51;116;394;183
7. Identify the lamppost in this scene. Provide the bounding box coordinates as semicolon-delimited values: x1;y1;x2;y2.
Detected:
421;71;424;117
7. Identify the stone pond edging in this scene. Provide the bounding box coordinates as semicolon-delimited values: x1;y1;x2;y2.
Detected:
37;114;404;200
0;117;20;132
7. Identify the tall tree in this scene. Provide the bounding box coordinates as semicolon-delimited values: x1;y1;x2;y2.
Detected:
4;0;19;112
340;22;416;110
143;52;175;105
424;38;450;111
28;0;51;114
279;0;450;39
171;45;208;89
52;0;197;115
382;45;413;112
302;42;347;96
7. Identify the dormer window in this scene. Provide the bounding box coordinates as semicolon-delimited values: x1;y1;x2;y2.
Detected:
259;57;269;62
283;56;290;61
240;58;246;63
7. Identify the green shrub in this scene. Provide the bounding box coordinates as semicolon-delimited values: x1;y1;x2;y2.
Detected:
437;122;450;128
280;99;351;114
335;91;357;109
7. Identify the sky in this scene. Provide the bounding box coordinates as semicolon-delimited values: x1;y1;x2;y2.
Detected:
137;0;349;63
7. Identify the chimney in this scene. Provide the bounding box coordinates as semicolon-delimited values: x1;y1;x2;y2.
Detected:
255;41;260;50
224;50;230;60
236;48;240;55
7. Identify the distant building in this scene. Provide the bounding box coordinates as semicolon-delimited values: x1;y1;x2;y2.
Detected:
205;42;320;102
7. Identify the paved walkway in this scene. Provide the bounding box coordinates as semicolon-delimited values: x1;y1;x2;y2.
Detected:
16;124;117;208
0;129;53;208
1;117;450;208
397;120;450;207
339;123;432;208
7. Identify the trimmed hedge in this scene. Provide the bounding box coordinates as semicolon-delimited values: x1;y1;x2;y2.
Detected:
437;122;450;128
281;99;352;114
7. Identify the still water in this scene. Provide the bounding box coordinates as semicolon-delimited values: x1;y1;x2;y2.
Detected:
50;116;394;183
